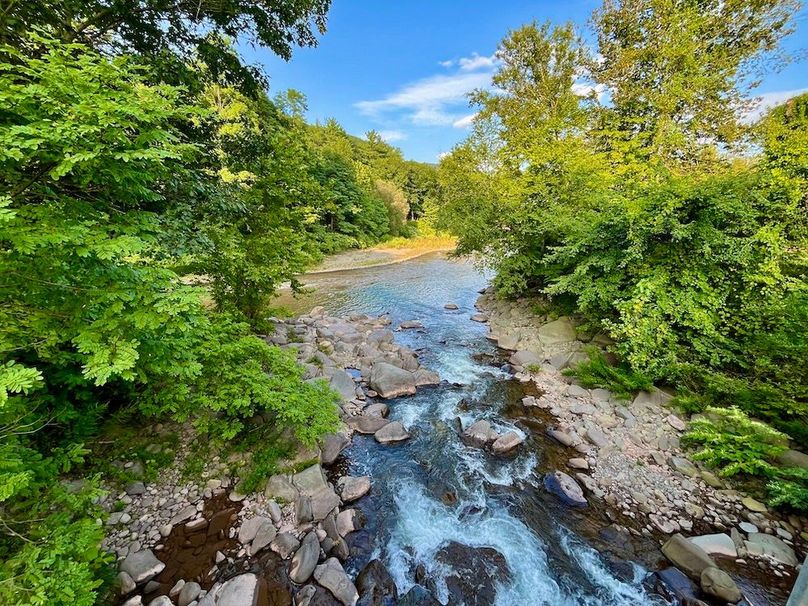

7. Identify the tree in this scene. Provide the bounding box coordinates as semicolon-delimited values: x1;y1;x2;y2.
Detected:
592;0;800;166
2;0;331;94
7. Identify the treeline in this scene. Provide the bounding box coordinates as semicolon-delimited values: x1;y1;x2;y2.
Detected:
0;2;436;604
438;1;807;511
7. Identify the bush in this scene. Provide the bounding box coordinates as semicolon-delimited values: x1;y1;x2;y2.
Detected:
683;407;788;478
566;349;653;399
767;467;808;512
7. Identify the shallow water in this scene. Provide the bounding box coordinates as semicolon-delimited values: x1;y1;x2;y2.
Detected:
280;254;672;605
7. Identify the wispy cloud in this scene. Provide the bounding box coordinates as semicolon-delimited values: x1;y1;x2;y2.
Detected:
377;129;407;142
458;52;497;72
744;88;808;123
355;70;493;127
452;113;477;129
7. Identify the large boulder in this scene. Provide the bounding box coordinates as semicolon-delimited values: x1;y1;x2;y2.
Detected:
119;550;165;584
543;471;587;507
321;433;350;466
265;474;299;502
369;363;416;398
700;567;742;603
461;420;498;447
509;350;542;368
491;431;524;455
537;317;576;345
661;534;716;580
314;557;359;606
337;476;371;502
689;533;737;558
218;574;262;606
293;464;330;495
745;532;798;566
356;559;397;606
374;422;410;444
238;516;272;545
779;449;808;469
330;371;357;401
347;416;390;435
397;586;440;606
289;532;321;584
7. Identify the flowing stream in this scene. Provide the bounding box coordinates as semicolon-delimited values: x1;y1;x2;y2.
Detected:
277;253;671;605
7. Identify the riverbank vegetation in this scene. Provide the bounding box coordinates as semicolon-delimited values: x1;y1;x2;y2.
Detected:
437;1;807;511
0;2;444;603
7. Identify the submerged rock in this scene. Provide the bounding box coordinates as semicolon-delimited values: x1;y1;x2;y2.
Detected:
491;431;524;455
434;541;511;606
661;534;716;579
461;419;498;447
356;559;397;606
543;471;588;507
700;566;742;603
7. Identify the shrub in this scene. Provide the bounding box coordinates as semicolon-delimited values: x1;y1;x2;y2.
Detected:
566;349;653;399
683;407;788;478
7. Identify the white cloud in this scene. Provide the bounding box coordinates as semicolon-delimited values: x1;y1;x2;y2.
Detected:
355;71;493;126
439;59;454;68
452;113;477;129
745;88;808;123
377;129;407;143
458;52;498;72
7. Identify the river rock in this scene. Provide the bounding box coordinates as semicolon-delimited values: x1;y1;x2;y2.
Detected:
148;597;172;606
435;541;510;606
689;533;737;558
374;421;410;444
739;522;758;534
250;520;277;555
362;403;389;418
265;474;299;503
125;481;146;496
413;368;440;386
117;571;136;595
745;532;798;565
470;313;488;322
120;549;165;584
700;567;742;603
537;317;576;345
461;419;498;447
271;532;300;559
655;567;700;605
178;581;201;606
584;426;609;448
218;573;260;606
444;303;458;310
293;464;330;495
330;371;358;401
544;471;587;507
336;509;361;537
122;597;143;606
509;350;542;368
491;431;524;454
337;476;371;502
290;532;321;584
314;557;358;606
348;416;390;435
309;487;342;521
661;534;716;579
397;586;440;606
369;362;416;398
547;429;574;447
239;516;271;545
742;496;767;513
779;448;808;469
668;456;699;478
666;414;686;431
568;458;589;470
399;320;423;329
356;559;397;606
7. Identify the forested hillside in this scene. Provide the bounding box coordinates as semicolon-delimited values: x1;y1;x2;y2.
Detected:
437;2;807;512
0;2;439;603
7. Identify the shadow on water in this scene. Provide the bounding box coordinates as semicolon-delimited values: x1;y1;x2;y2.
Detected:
276;252;785;606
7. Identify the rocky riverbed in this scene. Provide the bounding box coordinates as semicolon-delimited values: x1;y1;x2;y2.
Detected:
476;289;808;603
102;261;807;606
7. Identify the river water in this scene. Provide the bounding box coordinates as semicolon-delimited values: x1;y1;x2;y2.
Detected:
277;253;672;605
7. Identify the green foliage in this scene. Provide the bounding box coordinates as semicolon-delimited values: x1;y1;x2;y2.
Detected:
767;467;808;511
683;407;788;477
438;6;807;512
566;350;652;399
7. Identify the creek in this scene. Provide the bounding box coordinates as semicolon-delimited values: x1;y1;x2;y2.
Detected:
277;253;672;605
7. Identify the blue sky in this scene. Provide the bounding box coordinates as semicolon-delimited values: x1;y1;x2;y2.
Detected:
242;1;808;163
